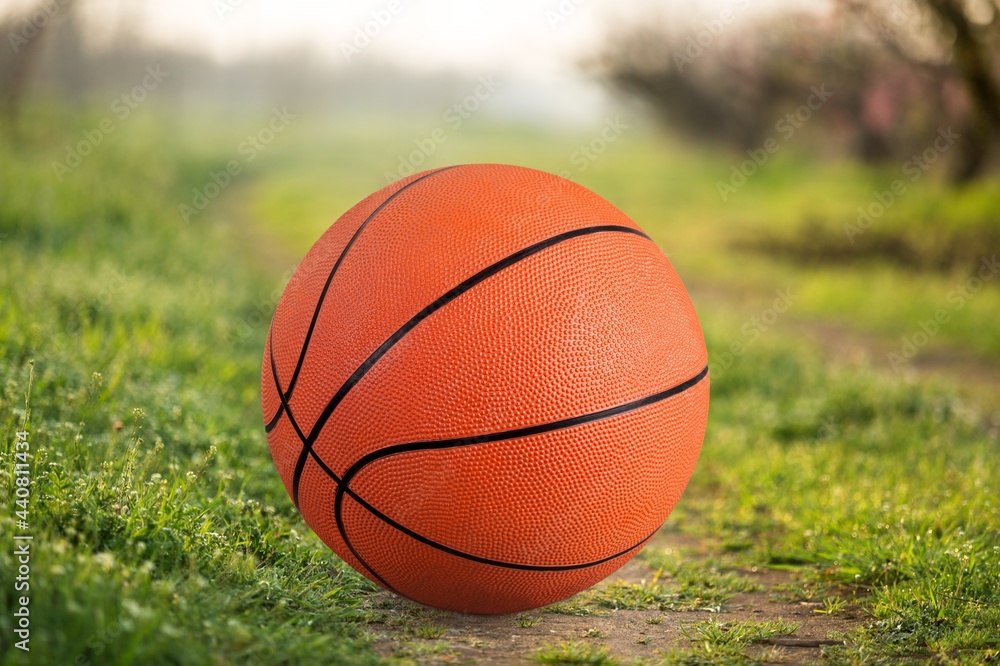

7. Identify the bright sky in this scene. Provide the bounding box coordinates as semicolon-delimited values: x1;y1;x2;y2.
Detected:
4;0;819;76
4;0;821;123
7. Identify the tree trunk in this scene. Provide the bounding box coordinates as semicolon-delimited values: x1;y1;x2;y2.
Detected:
925;0;1000;183
0;0;76;131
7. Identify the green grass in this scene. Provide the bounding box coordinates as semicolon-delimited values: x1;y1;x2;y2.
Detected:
409;623;448;639
517;613;542;628
0;111;383;664
653;619;799;665
390;638;458;663
684;619;799;647
544;556;760;616
2;107;999;665
532;641;619;665
815;596;847;615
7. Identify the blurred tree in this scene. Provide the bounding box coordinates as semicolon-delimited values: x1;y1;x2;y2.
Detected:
0;0;78;130
596;2;1000;183
840;0;1000;182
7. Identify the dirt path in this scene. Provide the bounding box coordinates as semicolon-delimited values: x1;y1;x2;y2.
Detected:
788;316;1000;414
687;279;1000;416
214;178;302;276
367;532;863;664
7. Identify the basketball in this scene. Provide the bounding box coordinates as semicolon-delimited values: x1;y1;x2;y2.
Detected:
261;164;709;614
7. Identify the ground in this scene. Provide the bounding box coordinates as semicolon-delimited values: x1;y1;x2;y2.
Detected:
367;533;865;665
1;110;998;665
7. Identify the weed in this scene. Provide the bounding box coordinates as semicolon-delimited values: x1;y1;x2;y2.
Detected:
815;596;847;615
410;623;448;639
532;640;619;665
518;613;542;628
685;619;800;647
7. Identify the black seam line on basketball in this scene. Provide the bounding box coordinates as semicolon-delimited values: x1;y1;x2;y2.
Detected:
263;320;285;433
279;167;463;503
289;224;651;507
264;408;282;433
265;321;313;459
334;530;654;614
263;165;460;432
264;320;295;434
335;512;402;595
294;448;401;594
344;364;708;474
336;463;655;571
327;364;706;573
338;478;657;571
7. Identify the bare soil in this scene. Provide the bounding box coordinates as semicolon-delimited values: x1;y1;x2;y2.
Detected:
686;279;1000;416
369;533;865;664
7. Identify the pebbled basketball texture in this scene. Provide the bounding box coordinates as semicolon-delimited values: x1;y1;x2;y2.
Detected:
261;164;709;614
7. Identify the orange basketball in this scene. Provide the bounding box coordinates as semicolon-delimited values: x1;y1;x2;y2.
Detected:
261;164;709;614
